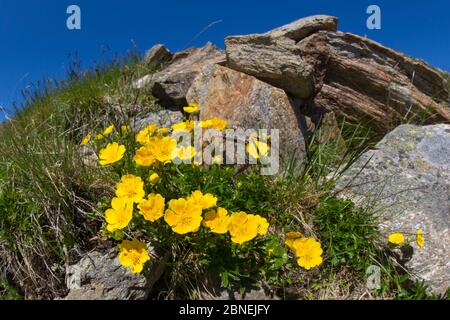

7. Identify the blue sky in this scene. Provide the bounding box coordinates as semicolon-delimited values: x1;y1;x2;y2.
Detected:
1;0;449;121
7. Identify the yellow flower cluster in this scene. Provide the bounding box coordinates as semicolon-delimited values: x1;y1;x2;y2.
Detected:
103;176;270;272
134;135;178;167
105;174;148;232
285;232;323;270
91;114;280;275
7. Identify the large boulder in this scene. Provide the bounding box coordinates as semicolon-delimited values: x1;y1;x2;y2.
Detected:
225;35;314;98
224;15;338;99
336;124;450;295
298;31;450;132
186;64;307;162
135;42;225;108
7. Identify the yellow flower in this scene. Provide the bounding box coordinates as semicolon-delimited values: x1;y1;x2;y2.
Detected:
228;212;260;244
81;134;91;145
256;216;269;235
115;174;145;203
247;140;270;159
121;125;130;134
188;190;217;210
136;124;158;145
134;136;178;166
211;117;227;131
183;103;200;114
200;120;213;128
172;120;195;133
138;193;165;222
164;198;203;234
134;145;156;167
212;155;223;164
416;229;424;248
292;237;323;270
118;240;150;274
96;133;104;140
388;232;405;246
151;136;178;163
99;142;126;166
203;207;231;234
157;127;169;134
148;172;160;184
172;145;196;161
103;124;115;136
105;197;133;232
284;231;303;251
192;160;202;167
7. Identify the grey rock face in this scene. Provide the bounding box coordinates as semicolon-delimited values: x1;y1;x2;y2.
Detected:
63;251;148;300
144;44;172;67
135;42;225;107
134;109;183;132
337;124;450;295
225;35;314;98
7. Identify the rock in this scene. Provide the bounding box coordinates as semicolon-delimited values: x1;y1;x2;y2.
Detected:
134;109;183;132
225;35;314;98
186;64;307;162
336;124;450;295
135;42;225;107
63;250;169;300
223;15;338;99
198;273;274;300
298;31;450;133
265;15;338;41
144;44;172;67
79;144;98;166
63;250;148;300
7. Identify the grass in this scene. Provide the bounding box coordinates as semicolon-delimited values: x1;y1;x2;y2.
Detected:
0;51;446;300
0;52;159;298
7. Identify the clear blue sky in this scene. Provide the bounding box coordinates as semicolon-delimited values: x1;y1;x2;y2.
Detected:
1;0;449;121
